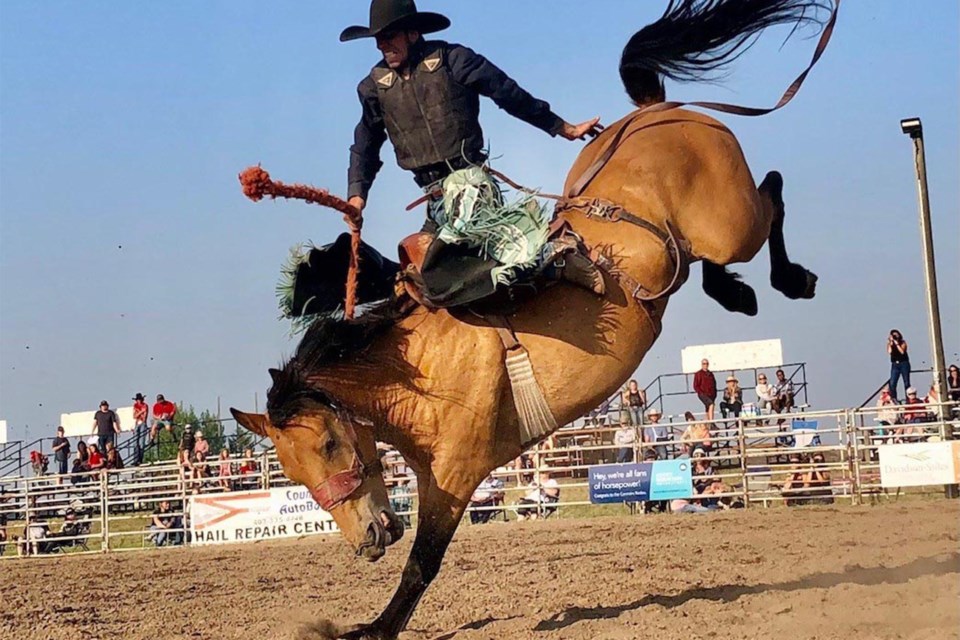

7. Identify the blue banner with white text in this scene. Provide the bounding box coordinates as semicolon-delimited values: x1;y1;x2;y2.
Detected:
588;460;693;503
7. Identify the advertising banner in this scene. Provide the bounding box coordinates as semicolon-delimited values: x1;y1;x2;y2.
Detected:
681;339;783;374
190;486;339;546
59;407;135;438
588;459;693;503
878;441;960;488
0;420;6;444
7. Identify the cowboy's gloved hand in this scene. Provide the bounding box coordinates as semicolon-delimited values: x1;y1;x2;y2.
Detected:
348;196;366;218
560;117;604;141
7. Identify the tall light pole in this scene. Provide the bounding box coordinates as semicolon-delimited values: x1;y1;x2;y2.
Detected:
900;117;955;498
900;118;948;406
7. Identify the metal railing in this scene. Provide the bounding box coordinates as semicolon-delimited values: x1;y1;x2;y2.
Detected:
1;402;956;558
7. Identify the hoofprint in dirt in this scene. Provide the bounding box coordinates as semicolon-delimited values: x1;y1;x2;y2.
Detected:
2;501;956;640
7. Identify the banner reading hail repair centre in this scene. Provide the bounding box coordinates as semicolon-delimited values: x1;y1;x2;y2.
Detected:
190;486;339;546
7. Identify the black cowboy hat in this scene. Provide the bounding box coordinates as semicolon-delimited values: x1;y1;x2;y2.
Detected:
340;0;450;43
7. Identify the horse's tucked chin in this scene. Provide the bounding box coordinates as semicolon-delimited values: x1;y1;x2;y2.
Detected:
355;509;404;562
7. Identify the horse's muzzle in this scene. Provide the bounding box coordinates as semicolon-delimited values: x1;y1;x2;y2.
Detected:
356;510;403;562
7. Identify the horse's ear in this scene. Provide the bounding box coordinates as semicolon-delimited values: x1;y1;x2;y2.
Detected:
230;408;268;437
268;368;281;383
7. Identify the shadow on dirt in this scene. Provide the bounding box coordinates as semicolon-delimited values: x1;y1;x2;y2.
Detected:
533;553;960;632
431;615;521;640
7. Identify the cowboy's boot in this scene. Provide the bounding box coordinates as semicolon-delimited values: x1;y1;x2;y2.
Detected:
553;237;605;295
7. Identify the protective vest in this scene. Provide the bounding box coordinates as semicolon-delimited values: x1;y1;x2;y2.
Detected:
371;42;484;171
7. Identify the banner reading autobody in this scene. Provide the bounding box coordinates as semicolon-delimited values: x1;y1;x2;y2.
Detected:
588;459;693;503
190;486;339;546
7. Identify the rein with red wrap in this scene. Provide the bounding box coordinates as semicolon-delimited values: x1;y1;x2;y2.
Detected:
238;165;363;319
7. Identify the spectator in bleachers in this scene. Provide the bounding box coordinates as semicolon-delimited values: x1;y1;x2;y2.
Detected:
719;376;743;419
924;384;942;422
691;449;716;495
217;449;233;491
948;365;960;403
901;388;928;426
645;407;669;460
783;453;833;506
150;394;177;443
619;380;645;426
693;359;718;421
52;426;70;480
192;450;210;482
178;425;196;471
104;442;124;471
469;473;505;524
516;471;560;520
132;393;149;465
87;444;104;472
193;431;210;459
681;411;712;455
0;508;7;555
92;400;121;452
614;422;637;463
875;387;900;444
755;373;776;413
238;448;259;489
781;454;807;505
71;441;90;485
701;481;744;510
390;477;414;528
149;500;182;546
887;329;911;401
772;369;795;413
806;453;834;505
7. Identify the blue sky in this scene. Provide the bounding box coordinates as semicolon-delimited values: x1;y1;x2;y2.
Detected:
1;1;957;442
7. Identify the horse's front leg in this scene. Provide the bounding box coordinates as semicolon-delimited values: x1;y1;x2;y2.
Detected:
341;474;469;640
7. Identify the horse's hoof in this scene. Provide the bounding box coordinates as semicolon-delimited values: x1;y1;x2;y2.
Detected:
771;263;817;300
338;623;389;640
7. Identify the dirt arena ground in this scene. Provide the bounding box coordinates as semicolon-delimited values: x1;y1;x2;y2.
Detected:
2;500;957;640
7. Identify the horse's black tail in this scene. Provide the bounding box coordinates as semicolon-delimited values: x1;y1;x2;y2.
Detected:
620;0;833;105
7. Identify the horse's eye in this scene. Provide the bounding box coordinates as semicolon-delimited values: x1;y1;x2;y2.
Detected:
323;438;338;457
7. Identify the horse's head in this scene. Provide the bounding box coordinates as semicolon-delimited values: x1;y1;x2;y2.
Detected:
230;400;404;562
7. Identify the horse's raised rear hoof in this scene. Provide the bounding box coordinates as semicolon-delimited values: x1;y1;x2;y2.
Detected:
772;263;818;300
702;262;758;316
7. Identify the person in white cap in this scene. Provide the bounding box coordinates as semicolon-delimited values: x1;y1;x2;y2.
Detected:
645;407;669;460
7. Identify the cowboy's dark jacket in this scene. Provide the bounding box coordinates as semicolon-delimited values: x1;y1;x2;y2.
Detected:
348;39;564;200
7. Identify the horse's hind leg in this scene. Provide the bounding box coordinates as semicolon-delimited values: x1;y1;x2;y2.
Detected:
702;261;758;316
761;171;818;299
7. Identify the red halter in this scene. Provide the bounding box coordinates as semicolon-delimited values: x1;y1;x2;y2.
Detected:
301;411;382;512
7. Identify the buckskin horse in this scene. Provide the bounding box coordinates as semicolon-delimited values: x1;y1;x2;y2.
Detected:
232;1;838;637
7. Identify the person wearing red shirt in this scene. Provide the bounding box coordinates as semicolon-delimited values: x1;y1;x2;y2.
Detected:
693;359;718;421
150;394;177;443
87;444;105;472
132;393;149;465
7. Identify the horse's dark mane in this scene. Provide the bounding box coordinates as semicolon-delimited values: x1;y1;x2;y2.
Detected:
266;299;406;427
620;0;832;104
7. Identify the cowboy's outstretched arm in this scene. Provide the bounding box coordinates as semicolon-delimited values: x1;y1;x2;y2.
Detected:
448;44;602;140
347;76;388;209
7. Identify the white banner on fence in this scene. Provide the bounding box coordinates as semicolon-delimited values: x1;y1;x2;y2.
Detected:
681;339;783;374
59;407;135;438
878;441;960;488
0;420;7;444
190;486;339;546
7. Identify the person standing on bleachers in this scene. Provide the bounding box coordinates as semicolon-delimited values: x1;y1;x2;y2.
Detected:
51;426;70;480
887;329;911;401
132;393;149;465
91;400;120;452
693;359;718;421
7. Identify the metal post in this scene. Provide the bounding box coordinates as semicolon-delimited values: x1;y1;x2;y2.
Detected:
900;117;955;499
